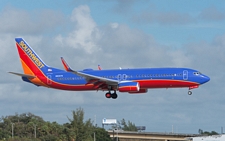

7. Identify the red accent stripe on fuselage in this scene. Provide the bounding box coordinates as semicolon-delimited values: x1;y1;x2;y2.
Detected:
136;79;199;89
118;86;139;92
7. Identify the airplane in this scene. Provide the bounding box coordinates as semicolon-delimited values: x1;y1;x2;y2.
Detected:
9;38;210;99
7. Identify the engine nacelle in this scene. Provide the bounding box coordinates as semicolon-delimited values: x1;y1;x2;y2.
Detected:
118;82;140;92
129;89;148;94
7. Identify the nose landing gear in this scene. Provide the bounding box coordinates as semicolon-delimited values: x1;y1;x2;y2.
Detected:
188;91;192;95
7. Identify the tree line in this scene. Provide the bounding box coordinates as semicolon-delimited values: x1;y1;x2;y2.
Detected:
198;129;219;135
1;108;220;141
0;108;138;141
0;108;112;141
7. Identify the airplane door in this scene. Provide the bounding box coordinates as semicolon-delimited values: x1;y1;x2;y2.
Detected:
47;75;52;85
183;70;188;80
117;74;127;81
122;74;127;80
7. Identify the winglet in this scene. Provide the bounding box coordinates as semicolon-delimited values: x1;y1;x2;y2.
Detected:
61;57;73;72
98;65;102;70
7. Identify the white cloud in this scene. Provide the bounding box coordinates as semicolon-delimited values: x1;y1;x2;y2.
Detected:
110;23;119;29
131;6;225;26
199;6;225;21
112;0;135;14
57;5;101;54
132;10;194;25
0;6;65;35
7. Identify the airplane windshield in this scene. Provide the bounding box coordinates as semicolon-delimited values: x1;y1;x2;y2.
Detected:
193;72;201;75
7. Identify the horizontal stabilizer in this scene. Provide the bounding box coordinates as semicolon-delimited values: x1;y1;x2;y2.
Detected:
8;72;36;78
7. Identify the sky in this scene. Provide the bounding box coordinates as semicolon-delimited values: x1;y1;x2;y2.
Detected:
0;0;225;134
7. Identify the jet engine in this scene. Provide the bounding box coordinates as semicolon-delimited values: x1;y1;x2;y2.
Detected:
118;82;140;92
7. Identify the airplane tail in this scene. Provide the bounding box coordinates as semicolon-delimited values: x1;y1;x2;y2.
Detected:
15;38;49;76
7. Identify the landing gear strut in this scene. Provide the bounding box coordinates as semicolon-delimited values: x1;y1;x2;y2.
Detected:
105;91;118;99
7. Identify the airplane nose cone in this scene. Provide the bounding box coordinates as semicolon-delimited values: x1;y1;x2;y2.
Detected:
202;75;210;83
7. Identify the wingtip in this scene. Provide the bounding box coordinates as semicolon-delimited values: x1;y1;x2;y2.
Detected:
60;57;74;72
98;65;102;70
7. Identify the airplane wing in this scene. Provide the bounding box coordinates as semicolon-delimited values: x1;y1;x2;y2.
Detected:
60;57;119;85
8;72;36;78
76;71;119;85
68;69;119;85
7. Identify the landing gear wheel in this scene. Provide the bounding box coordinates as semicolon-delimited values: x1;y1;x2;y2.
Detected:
111;93;118;99
105;92;111;98
188;91;192;95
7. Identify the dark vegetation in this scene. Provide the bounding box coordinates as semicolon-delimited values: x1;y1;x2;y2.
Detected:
0;108;138;141
0;107;219;141
198;129;219;135
112;118;137;131
0;108;111;141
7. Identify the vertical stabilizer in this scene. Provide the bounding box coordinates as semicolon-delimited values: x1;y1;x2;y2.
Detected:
15;38;48;76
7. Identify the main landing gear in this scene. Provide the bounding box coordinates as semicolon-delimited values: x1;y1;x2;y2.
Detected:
105;91;118;99
188;91;192;95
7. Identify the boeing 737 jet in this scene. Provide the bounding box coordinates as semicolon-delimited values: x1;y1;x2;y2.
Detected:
9;38;210;99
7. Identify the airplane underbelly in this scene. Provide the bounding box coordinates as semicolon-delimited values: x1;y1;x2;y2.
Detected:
51;84;96;91
137;79;198;88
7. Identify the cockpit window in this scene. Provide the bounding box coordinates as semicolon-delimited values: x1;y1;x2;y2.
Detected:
193;72;201;75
